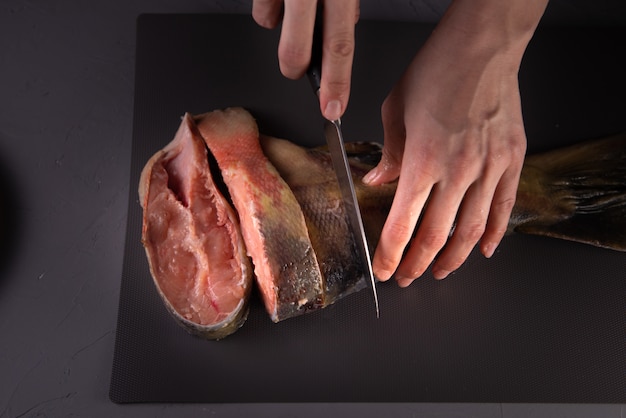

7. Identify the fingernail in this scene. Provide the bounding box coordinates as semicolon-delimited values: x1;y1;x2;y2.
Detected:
397;278;413;288
375;269;393;282
362;168;378;185
433;268;450;280
324;100;342;121
483;242;497;258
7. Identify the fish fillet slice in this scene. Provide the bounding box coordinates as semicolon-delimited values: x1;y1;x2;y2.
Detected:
260;135;372;304
195;107;325;322
139;113;252;339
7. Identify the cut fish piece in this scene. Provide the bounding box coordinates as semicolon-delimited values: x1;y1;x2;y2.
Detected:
195;108;325;322
139;113;252;339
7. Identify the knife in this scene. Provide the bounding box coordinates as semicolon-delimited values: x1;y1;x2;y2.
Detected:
306;14;379;318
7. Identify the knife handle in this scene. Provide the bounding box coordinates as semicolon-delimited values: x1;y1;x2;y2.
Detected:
306;9;323;95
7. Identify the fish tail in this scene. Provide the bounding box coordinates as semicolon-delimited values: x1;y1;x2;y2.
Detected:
511;132;626;251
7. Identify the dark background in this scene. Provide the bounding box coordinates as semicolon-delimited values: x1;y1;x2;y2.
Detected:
2;1;626;417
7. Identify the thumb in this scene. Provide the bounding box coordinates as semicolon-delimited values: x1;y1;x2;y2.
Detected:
363;94;406;185
362;147;403;185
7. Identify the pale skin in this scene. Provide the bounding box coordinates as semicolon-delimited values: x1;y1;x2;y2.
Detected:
252;0;549;286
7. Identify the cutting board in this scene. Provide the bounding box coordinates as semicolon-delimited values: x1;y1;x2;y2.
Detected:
110;14;626;403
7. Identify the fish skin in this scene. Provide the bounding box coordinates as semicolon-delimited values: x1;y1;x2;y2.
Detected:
139;113;253;340
260;135;371;305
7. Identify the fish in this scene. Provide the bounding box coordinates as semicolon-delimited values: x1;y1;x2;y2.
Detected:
139;113;253;340
263;129;626;254
139;107;626;339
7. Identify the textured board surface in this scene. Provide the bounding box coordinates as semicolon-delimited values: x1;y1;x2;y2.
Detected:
110;14;626;403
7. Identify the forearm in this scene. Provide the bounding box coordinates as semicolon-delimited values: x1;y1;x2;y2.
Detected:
401;0;548;128
432;0;549;68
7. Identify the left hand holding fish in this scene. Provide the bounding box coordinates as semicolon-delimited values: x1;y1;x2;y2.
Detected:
363;0;548;286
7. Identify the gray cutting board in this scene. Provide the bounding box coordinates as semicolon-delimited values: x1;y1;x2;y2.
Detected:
110;14;626;403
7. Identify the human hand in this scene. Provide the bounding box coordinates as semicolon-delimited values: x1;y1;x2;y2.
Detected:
363;0;546;286
252;0;359;121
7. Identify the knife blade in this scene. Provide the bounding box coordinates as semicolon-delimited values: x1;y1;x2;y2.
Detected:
323;119;380;317
306;14;379;317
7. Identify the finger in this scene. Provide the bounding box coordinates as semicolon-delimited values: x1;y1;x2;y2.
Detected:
363;92;406;185
394;181;464;286
277;0;318;79
319;0;358;121
430;179;495;280
480;165;522;258
252;0;284;29
372;157;436;282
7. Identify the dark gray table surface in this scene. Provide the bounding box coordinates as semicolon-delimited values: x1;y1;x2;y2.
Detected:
1;1;625;417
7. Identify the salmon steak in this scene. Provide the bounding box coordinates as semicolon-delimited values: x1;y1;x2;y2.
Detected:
195;108;326;323
139;107;626;339
139;113;252;340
